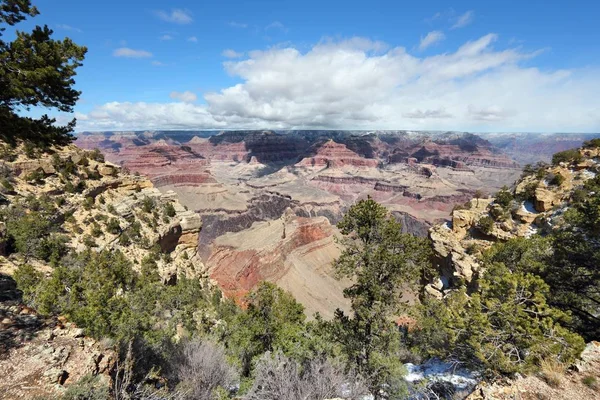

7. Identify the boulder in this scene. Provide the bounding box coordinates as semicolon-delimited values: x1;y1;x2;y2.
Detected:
534;187;558;212
13;160;55;177
97;164;117;177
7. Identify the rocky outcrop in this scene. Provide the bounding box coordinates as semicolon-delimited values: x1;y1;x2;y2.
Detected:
76;130;526;311
151;172;215;187
297;139;379;168
467;342;600;400
206;213;351;318
428;146;600;295
0;277;116;399
0;144;205;286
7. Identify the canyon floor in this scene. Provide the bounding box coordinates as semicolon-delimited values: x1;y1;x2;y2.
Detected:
77;130;531;316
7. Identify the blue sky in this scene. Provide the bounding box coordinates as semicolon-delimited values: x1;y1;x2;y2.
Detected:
11;0;600;132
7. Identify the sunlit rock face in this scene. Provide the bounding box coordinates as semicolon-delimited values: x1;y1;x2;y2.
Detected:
76;130;523;316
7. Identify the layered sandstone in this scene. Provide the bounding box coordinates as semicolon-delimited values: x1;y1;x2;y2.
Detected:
427;146;600;298
206;212;351;318
76;130;524;315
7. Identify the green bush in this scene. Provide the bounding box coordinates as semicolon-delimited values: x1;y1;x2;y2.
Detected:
141;197;155;213
88;149;105;163
118;232;131;246
552;149;583;165
61;375;110;400
90;223;103;238
25;169;45;183
106;218;121;235
549;173;565;186
83;196;95;210
163;202;176;218
78;155;90;167
0;177;14;191
13;264;43;301
2;207;67;262
83;235;97;248
477;216;494;235
494;186;513;208
23;142;36;158
582;138;600;149
414;263;585;375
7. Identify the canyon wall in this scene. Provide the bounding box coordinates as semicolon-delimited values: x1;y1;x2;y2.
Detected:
76;130;524;316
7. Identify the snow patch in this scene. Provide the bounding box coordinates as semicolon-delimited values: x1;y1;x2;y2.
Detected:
521;201;538;214
524;225;538;238
404;359;480;391
582;169;596;179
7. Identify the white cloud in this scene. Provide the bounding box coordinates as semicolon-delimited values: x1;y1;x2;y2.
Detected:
151;61;166;66
160;34;174;41
78;35;600;132
452;11;475;29
419;31;445;50
155;9;193;24
266;21;287;32
222;49;244;58
404;108;452;119
113;47;153;58
228;21;247;28
56;24;82;33
169;91;198;103
188;36;198;42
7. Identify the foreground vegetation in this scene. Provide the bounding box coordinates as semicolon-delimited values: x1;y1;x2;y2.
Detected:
7;182;597;399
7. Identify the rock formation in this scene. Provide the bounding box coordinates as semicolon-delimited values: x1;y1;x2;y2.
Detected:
427;146;600;297
76;130;524;314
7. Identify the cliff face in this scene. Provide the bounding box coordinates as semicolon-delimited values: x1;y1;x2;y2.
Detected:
0;142;205;398
76;130;523;315
206;212;351;318
0;143;203;284
427;146;600;298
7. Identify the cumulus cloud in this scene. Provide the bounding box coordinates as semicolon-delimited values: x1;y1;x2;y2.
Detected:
452;11;474;29
113;47;153;58
419;31;445;50
170;91;198;103
77;35;600;132
160;34;174;41
188;36;198;42
222;49;244;58
155;9;193;24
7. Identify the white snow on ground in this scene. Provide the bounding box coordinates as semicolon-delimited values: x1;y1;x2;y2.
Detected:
521;201;538;214
404;359;480;391
582;169;596;179
524;225;538;238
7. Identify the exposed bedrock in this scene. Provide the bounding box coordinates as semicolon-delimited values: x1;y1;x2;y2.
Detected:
151;172;215;187
197;192;345;259
391;211;432;237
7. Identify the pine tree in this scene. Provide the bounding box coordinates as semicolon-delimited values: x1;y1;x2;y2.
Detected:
0;0;86;146
331;197;431;399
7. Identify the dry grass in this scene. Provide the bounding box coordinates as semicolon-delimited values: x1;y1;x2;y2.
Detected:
539;358;565;388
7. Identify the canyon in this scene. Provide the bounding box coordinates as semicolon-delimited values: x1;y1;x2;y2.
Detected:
76;130;574;316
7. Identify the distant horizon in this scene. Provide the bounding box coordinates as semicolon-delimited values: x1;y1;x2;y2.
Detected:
75;129;600;136
12;0;600;133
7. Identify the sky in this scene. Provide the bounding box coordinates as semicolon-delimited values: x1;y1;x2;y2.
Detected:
10;0;600;132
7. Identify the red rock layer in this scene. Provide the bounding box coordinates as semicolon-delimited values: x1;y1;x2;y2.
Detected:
297;140;380;168
207;217;333;303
